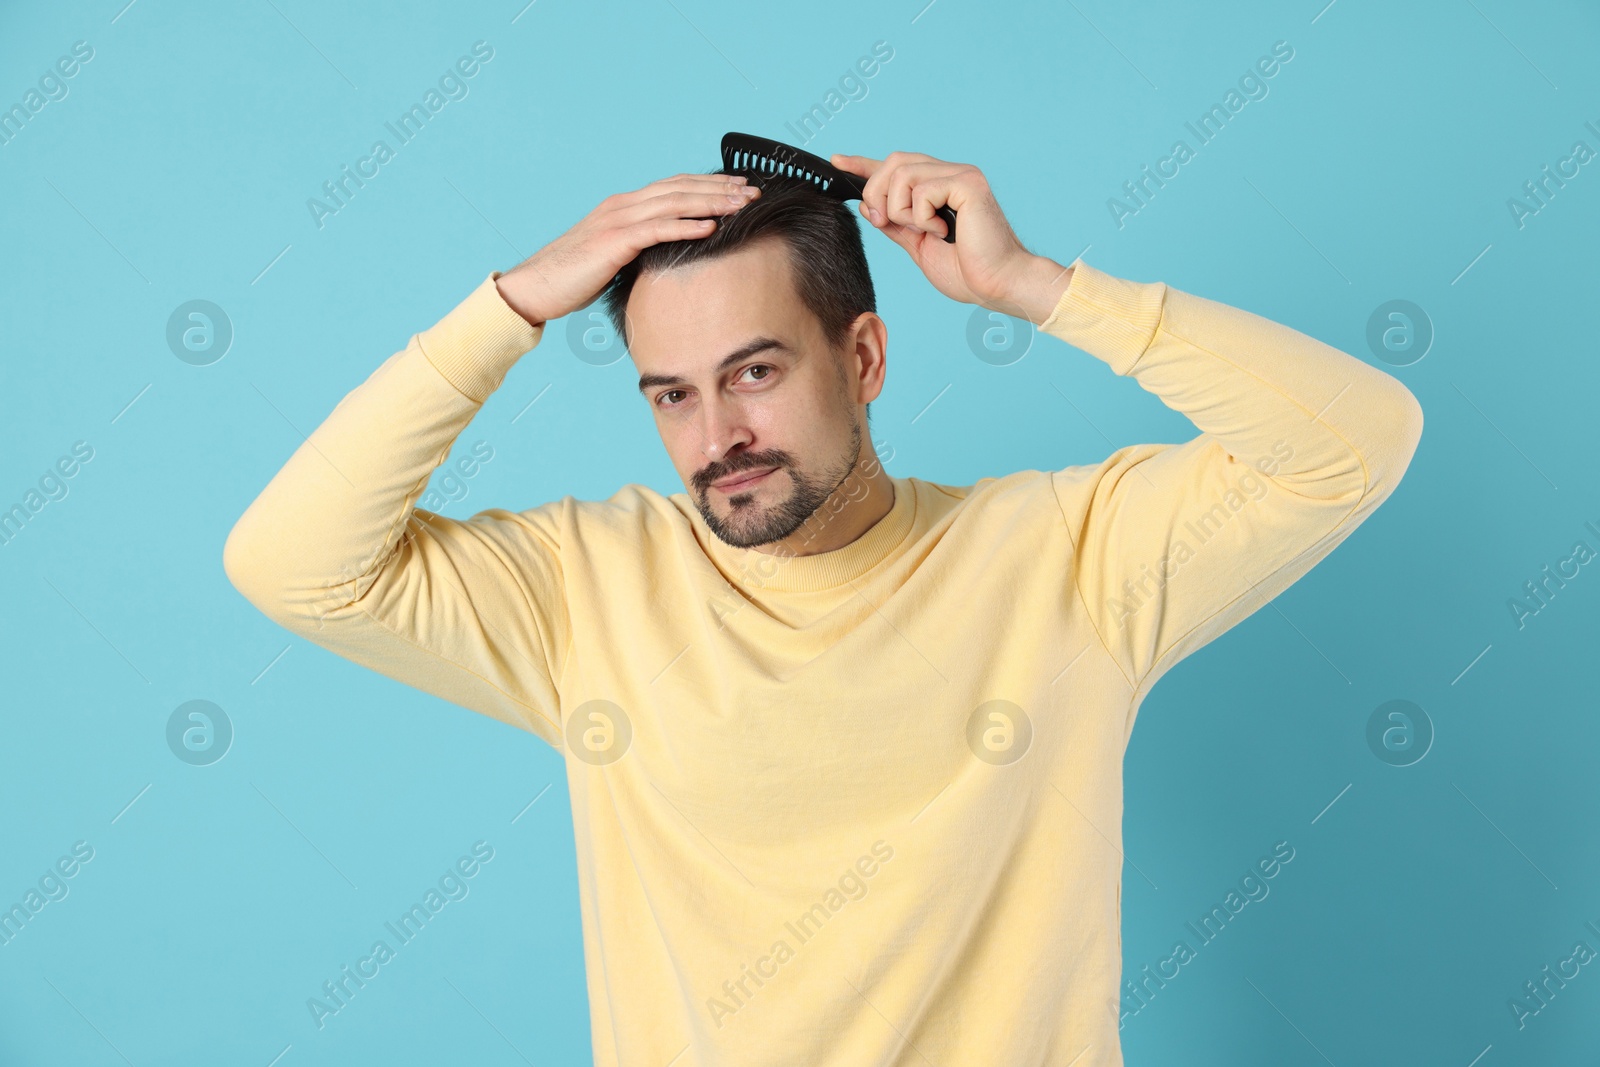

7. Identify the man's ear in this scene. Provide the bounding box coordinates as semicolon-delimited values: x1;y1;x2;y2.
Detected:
844;312;888;405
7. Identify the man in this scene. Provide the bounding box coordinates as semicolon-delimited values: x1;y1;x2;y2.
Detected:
224;150;1423;1065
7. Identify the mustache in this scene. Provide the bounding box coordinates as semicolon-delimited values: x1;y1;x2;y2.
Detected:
697;452;791;490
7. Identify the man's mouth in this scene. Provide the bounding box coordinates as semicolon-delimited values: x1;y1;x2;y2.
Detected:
712;466;778;492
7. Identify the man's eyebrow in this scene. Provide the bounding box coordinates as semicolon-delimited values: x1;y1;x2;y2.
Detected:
636;337;792;395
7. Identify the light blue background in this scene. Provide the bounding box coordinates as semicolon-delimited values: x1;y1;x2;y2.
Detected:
3;0;1597;1063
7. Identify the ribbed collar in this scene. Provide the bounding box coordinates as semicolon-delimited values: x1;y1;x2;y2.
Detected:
694;475;916;593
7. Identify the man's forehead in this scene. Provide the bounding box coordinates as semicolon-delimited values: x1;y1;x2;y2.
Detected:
626;245;807;376
630;240;793;316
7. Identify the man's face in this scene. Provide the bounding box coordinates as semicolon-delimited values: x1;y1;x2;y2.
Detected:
627;237;884;550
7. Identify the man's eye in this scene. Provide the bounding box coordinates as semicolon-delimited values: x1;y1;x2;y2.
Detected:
657;366;770;408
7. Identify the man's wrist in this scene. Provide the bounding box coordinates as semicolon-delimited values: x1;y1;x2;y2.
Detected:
420;273;546;404
995;255;1074;326
494;271;548;327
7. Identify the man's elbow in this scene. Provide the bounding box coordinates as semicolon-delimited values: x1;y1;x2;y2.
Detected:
222;515;282;613
1365;382;1425;503
223;514;369;630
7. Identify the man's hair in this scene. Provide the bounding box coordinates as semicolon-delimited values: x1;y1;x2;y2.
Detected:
599;168;877;423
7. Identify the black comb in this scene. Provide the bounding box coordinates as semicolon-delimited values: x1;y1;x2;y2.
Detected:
720;131;957;244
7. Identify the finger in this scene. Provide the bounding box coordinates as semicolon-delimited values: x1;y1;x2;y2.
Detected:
857;153;945;232
665;171;749;186
884;163;963;233
638;215;723;243
612;187;759;227
615;174;749;209
659;175;751;197
615;215;725;298
871;215;923;256
908;173;963;238
829;153;880;178
861;153;908;223
911;190;951;239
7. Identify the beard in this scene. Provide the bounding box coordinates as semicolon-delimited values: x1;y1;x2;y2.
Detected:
695;416;863;550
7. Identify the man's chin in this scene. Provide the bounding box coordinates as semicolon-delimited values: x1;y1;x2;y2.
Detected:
699;494;805;550
706;509;783;549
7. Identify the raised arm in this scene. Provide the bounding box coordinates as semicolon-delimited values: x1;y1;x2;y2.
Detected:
222;277;573;744
223;171;766;747
832;150;1424;701
1038;258;1424;697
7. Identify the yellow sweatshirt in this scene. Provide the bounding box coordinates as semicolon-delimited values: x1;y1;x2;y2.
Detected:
223;258;1423;1066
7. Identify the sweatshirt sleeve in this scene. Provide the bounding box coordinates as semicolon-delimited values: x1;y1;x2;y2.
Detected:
222;273;570;749
1041;259;1424;700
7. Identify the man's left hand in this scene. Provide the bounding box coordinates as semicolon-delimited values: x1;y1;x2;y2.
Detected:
831;151;1072;324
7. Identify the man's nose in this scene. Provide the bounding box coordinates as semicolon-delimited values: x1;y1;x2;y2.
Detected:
699;399;753;460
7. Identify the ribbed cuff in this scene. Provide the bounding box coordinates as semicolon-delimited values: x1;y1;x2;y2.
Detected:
1038;259;1166;377
416;271;546;403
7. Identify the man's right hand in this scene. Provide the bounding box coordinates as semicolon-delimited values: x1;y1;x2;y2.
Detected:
494;172;761;327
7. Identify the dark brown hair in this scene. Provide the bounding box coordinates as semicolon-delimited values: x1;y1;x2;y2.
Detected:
600;168;878;422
